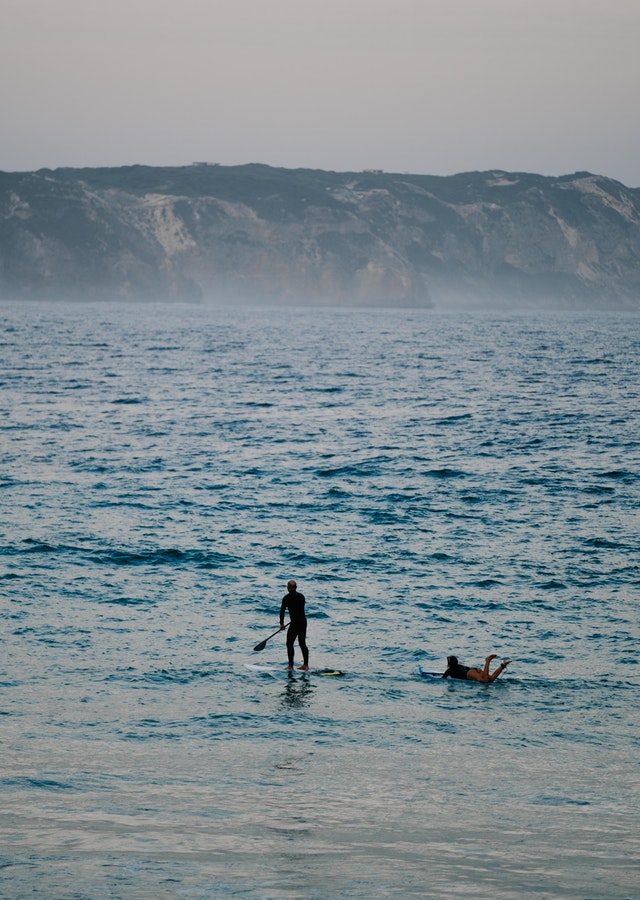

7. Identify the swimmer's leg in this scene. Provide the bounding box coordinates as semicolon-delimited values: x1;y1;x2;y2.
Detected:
487;659;511;682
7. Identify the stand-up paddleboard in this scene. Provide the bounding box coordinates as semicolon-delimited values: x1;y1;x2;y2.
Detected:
418;666;443;679
244;663;344;677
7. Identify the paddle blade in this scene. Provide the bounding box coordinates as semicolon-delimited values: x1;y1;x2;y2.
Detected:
253;622;287;652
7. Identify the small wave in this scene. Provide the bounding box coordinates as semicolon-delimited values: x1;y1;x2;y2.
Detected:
532;795;591;807
1;776;76;792
366;510;406;525
303;385;344;394
595;469;636;482
423;467;465;479
434;413;473;425
282;550;344;568
325;486;352;497
581;484;615;495
8;541;239;570
99;548;239;568
316;460;389;478
68;458;113;473
100;595;156;606
6;538;67;557
583;537;623;550
141;667;214;684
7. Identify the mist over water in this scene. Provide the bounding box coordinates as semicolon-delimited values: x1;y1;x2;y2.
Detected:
1;300;638;898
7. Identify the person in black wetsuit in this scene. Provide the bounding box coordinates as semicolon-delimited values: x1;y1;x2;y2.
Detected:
443;654;511;683
279;580;309;671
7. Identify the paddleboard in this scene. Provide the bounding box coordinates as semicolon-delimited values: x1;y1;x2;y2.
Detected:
418;666;443;679
244;663;344;677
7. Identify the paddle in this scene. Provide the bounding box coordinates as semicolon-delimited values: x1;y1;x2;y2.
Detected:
253;622;289;652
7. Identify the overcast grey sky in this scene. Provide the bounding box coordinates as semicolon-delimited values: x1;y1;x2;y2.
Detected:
2;0;639;185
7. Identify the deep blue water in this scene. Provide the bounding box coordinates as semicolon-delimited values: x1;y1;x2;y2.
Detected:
1;300;639;899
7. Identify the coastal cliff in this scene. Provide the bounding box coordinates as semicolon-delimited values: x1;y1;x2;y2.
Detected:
1;163;639;308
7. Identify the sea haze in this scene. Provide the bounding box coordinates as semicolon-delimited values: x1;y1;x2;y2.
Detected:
1;300;638;898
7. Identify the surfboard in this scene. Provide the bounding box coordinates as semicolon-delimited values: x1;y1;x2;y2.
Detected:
244;663;344;677
418;666;443;678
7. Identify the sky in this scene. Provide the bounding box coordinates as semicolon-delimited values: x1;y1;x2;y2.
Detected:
2;0;639;185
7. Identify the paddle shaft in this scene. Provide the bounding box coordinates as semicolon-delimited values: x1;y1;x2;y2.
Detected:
253;622;289;652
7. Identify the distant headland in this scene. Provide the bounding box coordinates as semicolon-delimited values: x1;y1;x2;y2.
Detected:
1;163;639;309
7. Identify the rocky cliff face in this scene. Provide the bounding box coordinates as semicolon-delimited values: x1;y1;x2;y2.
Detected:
1;164;639;308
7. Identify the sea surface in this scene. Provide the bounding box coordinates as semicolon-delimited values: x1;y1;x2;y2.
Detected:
0;300;639;899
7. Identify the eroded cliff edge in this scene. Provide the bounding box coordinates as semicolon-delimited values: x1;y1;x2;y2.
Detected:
1;164;639;308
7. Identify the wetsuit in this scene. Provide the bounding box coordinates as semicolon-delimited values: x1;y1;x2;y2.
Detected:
280;589;308;668
442;662;470;680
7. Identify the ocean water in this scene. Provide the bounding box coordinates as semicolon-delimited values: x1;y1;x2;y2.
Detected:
0;300;638;899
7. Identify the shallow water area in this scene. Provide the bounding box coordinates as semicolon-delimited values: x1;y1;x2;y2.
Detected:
1;300;639;898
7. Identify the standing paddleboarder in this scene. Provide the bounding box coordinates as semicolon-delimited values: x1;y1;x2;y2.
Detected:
280;579;309;671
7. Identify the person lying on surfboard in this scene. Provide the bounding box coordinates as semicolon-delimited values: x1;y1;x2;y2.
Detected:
279;579;309;671
442;654;511;683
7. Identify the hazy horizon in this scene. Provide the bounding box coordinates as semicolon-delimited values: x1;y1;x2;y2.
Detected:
2;0;639;187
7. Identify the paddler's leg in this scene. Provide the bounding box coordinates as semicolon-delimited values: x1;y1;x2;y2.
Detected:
286;625;297;670
297;621;309;670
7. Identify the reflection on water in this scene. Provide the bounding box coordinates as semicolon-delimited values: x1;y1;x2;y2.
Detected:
280;674;315;709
